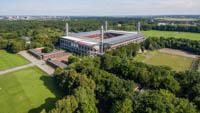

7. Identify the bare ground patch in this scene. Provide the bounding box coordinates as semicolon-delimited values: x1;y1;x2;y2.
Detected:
158;48;198;58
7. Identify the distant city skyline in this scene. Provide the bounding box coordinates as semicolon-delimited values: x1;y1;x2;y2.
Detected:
0;0;200;16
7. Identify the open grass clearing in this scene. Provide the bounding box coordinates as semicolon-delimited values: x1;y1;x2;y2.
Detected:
134;50;153;62
0;66;64;113
141;30;200;40
143;51;194;72
0;50;30;71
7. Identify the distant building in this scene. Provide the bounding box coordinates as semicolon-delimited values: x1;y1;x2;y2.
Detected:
60;22;146;56
21;36;31;44
178;23;197;27
158;22;175;26
157;22;197;27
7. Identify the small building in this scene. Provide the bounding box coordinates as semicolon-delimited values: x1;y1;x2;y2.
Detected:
47;60;68;69
28;47;44;59
157;22;175;26
49;53;72;62
28;47;72;69
28;48;72;60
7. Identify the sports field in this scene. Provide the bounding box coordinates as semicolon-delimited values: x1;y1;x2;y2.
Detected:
141;30;200;40
0;66;64;113
143;51;194;72
0;50;30;71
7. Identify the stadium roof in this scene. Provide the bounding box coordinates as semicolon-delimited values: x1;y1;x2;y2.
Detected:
61;30;144;46
61;36;98;45
105;33;144;45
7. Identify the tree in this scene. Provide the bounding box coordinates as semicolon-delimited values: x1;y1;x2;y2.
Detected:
0;38;8;49
28;42;43;49
9;41;25;53
160;76;180;93
49;96;78;113
74;87;98;113
193;97;200;109
42;47;53;53
53;70;98;113
134;90;197;113
68;56;80;64
111;98;133;113
190;83;200;100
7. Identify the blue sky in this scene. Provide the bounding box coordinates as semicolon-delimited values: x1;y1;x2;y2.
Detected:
0;0;199;16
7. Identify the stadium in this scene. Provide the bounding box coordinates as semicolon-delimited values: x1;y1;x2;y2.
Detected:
60;22;146;56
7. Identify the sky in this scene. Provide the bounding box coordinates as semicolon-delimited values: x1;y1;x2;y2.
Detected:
0;0;199;16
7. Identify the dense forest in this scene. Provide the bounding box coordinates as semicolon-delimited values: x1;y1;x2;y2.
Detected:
40;39;200;113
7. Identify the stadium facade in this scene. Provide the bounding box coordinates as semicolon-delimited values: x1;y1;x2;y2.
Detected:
60;22;146;56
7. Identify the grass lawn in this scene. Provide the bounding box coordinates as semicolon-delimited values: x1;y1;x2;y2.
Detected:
141;30;200;40
133;51;153;62
0;66;64;113
144;52;194;72
0;50;30;71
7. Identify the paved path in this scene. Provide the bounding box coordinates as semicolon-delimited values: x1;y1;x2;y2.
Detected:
19;51;55;75
0;64;35;75
0;51;55;75
190;56;199;71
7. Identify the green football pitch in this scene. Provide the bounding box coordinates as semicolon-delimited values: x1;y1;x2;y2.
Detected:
143;51;194;72
0;66;64;113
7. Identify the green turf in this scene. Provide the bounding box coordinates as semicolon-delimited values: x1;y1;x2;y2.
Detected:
133;51;153;62
141;30;200;40
0;50;30;71
144;52;194;72
0;66;64;113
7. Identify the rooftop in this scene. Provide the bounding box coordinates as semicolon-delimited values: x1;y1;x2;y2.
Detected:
29;49;65;56
47;60;67;69
61;30;143;46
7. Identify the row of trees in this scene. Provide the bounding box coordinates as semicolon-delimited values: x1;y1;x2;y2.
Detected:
141;24;200;33
0;37;26;53
143;37;200;55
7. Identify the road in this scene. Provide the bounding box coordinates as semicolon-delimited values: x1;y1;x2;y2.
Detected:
0;51;55;75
